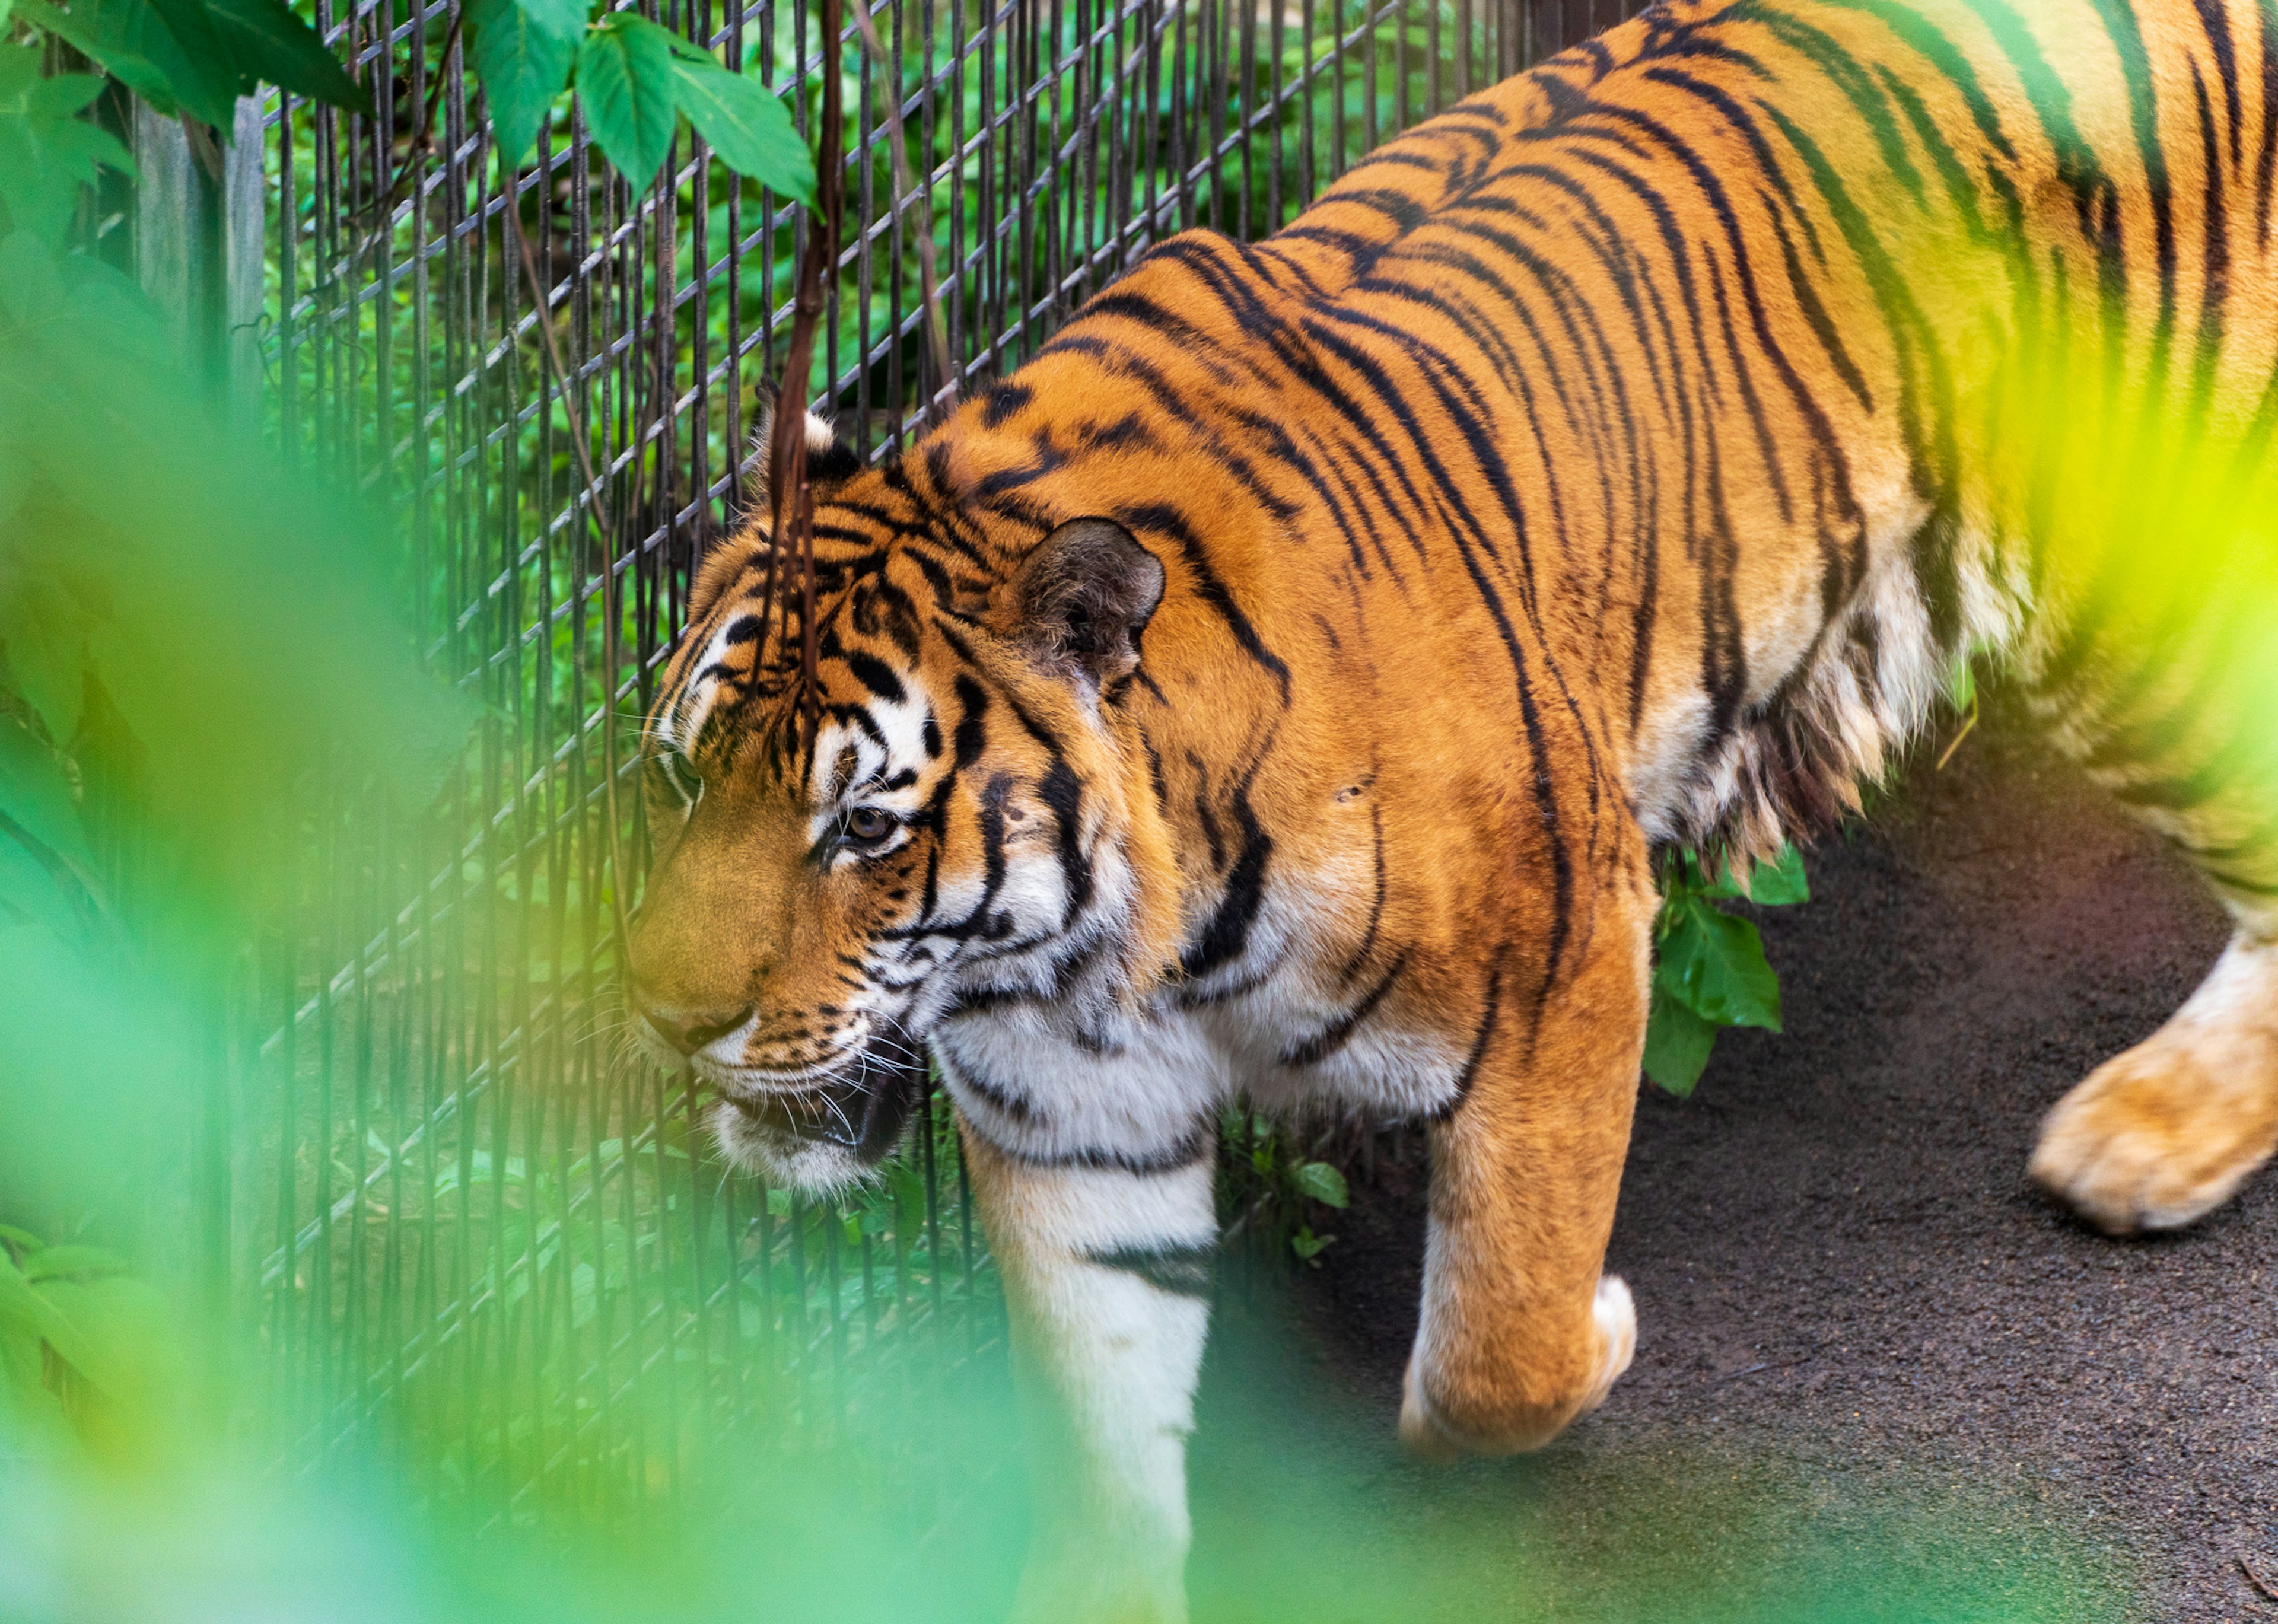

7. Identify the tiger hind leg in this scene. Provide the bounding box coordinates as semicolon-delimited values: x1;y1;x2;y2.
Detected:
2019;482;2278;1233
2022;563;2278;1230
2029;922;2278;1234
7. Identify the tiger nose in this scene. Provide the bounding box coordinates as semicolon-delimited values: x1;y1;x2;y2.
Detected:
645;1004;754;1056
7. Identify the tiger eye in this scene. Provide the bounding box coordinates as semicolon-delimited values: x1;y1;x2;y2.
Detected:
844;807;894;843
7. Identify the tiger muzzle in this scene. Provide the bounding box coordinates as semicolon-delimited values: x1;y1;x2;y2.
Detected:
721;1035;924;1167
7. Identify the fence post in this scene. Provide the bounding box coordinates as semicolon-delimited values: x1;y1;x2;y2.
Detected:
133;105;217;369
134;98;264;423
224;98;267;433
132;96;265;1406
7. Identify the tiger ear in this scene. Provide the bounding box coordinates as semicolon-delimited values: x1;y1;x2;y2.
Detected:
1003;518;1166;688
740;381;861;515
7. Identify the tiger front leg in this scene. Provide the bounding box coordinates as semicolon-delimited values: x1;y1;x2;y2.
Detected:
1399;875;1650;1459
2030;926;2278;1234
960;1122;1215;1624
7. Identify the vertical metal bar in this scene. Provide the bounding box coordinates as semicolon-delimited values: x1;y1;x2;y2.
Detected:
1237;0;1256;240
884;0;906;447
1268;0;1286;228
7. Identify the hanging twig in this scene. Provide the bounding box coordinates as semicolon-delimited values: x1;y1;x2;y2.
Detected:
365;8;464;222
845;0;956;421
768;0;847;758
507;193;635;962
343;7;467;270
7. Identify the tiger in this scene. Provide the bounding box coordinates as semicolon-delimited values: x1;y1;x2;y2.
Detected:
626;0;2278;1613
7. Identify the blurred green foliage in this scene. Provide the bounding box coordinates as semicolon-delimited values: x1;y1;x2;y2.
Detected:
0;219;467;1432
2;304;409;1231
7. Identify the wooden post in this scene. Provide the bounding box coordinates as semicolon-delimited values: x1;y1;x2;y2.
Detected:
134;96;264;421
133;95;267;1387
224;97;266;432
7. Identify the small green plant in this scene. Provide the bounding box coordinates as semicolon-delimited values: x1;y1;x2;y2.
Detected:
1643;843;1810;1097
1220;1111;1351;1267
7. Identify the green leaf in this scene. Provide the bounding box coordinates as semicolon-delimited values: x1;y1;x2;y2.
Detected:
30;1272;173;1397
1291;1160;1349;1210
670;55;812;201
30;0;198;116
1656;895;1783;1033
888;1161;927;1256
0;49;135;248
21;1244;127;1282
0;717;98;890
199;0;372;114
0;827;84;940
468;0;576;166
27;67;103;119
140;0;249;126
1643;980;1718;1096
13;0;163;110
1744;843;1810;906
1947;651;1977;711
517;0;587;40
1288;1227;1334;1262
576;12;677;190
0;1247;97;1375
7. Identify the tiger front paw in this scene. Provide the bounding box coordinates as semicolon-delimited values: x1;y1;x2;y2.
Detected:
1398;1275;1636;1460
2029;1018;2278;1235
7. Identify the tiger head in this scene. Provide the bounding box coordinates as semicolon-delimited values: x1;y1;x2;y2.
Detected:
625;409;1178;1190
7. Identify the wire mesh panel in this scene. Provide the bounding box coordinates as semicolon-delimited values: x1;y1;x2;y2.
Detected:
235;0;1639;1521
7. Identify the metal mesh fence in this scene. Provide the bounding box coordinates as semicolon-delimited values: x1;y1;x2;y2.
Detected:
229;0;1633;1521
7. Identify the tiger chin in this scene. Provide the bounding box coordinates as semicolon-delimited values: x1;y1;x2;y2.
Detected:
625;0;2278;1615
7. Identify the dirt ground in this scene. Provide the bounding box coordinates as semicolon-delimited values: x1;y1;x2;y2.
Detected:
1187;697;2278;1623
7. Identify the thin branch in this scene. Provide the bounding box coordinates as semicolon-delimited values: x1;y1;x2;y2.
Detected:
768;0;847;758
349;7;466;257
506;194;636;963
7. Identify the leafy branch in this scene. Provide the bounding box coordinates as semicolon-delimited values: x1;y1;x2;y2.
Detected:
5;0;816;214
1643;844;1810;1097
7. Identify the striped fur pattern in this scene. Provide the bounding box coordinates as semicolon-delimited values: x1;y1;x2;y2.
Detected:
628;0;2278;1612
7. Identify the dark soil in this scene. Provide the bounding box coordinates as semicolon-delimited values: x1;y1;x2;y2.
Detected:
1188;698;2278;1623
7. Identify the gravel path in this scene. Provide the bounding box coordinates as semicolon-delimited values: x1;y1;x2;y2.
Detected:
1188;698;2278;1623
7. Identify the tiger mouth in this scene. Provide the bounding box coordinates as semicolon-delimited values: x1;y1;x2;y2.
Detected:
722;1049;921;1164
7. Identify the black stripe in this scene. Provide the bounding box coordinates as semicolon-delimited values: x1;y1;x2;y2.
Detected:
1179;747;1275;979
992;1121;1214;1176
1084;1243;1216;1298
843;649;906;705
1281;948;1413;1068
1116;501;1293;703
1428;953;1509;1123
